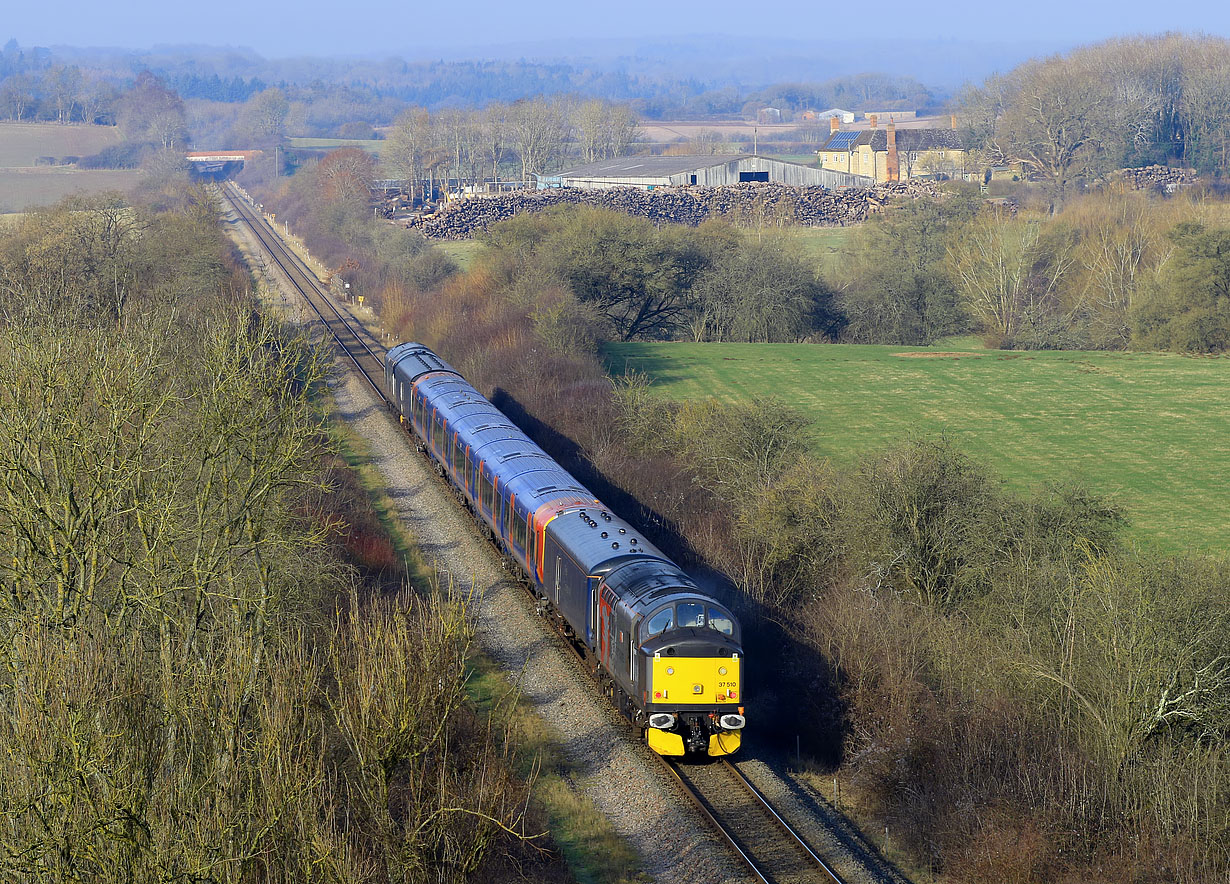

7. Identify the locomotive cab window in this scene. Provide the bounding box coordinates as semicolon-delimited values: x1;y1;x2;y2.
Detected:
677;602;705;628
645;606;673;637
708;607;734;636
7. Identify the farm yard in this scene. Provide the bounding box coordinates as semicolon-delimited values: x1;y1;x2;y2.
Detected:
605;341;1230;552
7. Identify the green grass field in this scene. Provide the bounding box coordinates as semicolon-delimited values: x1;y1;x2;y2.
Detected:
777;226;853;275
603;341;1230;553
434;239;486;271
288;137;382;154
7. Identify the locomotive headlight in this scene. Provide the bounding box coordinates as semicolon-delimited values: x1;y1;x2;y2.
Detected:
718;666;727;675
666;667;675;676
692;683;703;694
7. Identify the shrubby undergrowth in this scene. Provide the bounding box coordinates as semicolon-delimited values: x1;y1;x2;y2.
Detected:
0;189;555;883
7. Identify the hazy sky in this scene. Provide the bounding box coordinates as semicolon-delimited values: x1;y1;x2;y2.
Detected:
10;0;1230;60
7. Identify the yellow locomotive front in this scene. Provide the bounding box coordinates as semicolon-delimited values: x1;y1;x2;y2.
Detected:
638;599;745;756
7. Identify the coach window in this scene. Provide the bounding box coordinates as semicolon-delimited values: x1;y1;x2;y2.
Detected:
479;469;494;513
453;435;465;473
646;606;673;636
677;602;704;628
434;417;444;451
512;508;528;550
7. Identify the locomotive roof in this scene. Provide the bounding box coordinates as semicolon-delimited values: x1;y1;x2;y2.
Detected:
546;505;671;576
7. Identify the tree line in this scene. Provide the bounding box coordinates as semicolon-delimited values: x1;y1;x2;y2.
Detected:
960;33;1230;201
382;98;639;192
837;183;1230;352
0;187;556;881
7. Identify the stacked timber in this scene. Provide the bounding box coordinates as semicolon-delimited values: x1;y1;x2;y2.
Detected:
405;180;942;239
1113;165;1197;191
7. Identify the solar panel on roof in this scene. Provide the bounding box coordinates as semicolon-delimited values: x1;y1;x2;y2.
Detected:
825;131;860;151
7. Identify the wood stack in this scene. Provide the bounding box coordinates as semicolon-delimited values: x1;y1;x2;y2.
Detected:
404;180;943;240
1113;165;1197;192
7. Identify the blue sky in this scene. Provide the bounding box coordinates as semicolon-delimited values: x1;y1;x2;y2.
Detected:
10;0;1230;63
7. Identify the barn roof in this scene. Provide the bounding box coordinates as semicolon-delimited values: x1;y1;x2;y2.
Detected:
553;154;751;180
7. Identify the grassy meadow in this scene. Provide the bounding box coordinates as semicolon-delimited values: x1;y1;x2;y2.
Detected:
778;225;852;275
288;137;383;153
604;341;1230;552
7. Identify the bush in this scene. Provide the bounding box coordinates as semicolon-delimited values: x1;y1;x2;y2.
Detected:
78;142;147;169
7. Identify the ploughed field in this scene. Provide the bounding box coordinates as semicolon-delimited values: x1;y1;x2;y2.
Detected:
0;122;137;212
604;341;1230;553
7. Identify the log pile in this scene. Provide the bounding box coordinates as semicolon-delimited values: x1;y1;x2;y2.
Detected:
1113;165;1197;191
405;180;942;239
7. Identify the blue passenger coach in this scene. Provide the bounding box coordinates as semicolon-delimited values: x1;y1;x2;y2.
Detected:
385;343;745;756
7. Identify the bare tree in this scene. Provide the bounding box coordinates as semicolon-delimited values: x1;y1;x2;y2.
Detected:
386;107;432;202
946;207;1074;342
479;102;509;183
573;100;640;163
507;97;569;184
44;64;82;123
0;74;33;121
992;56;1112;209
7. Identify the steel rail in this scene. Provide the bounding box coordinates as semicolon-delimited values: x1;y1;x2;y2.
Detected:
219;182;389;403
721;759;845;884
660;755;850;884
662;760;772;884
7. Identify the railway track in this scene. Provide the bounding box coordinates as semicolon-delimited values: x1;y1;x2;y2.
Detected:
666;758;846;884
218;181;389;403
218;180;902;884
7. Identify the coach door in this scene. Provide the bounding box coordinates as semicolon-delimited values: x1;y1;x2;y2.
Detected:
597;587;614;670
587;577;599;646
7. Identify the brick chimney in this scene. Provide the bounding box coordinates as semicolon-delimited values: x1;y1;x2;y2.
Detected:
868;113;878;128
950;113;957;130
886;118;899;182
830;115;840;133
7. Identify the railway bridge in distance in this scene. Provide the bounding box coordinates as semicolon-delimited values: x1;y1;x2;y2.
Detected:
185;150;264;177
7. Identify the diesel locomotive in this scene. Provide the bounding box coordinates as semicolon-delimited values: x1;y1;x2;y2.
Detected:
385;343;745;756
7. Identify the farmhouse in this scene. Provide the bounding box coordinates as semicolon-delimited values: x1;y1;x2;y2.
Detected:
540;154;869;190
816;118;968;183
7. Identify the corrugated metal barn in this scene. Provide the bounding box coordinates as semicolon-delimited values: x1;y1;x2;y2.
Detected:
540;154;870;190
